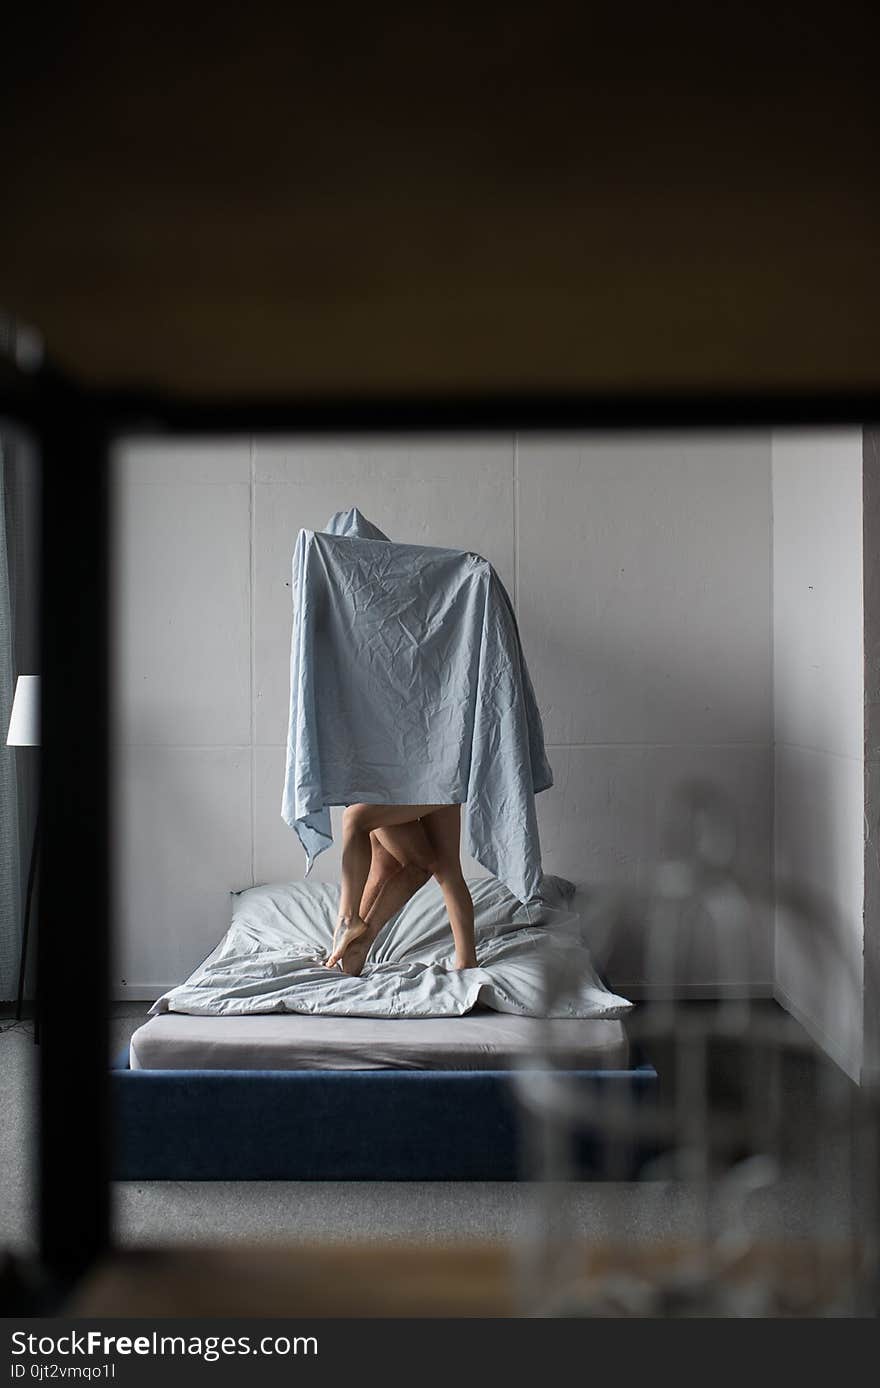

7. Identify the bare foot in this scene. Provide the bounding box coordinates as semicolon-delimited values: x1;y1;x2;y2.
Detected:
454;952;478;971
338;927;380;977
325;915;368;968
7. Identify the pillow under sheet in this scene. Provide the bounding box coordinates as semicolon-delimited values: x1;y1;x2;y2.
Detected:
149;875;633;1020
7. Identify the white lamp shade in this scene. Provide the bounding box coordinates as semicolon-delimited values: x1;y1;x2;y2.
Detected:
7;674;40;747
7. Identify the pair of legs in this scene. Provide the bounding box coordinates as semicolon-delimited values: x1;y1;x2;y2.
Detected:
326;803;477;973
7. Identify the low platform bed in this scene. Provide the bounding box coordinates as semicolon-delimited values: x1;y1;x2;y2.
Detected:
112;878;656;1180
112;1013;657;1181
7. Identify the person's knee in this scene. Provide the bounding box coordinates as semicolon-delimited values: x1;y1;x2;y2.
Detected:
404;840;440;878
388;835;439;879
401;862;432;891
430;857;464;890
343;803;375;836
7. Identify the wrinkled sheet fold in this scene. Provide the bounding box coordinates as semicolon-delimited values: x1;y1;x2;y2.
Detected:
150;877;633;1021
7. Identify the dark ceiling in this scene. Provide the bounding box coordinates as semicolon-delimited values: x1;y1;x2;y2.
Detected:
2;2;878;399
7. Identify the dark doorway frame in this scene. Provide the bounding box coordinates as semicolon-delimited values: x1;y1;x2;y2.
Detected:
2;345;878;1293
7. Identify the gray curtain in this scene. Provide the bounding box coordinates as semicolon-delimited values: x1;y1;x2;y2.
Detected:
0;426;39;1001
0;436;22;998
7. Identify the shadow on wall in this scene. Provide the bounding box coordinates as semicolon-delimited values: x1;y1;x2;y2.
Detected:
773;745;864;1078
531;613;774;992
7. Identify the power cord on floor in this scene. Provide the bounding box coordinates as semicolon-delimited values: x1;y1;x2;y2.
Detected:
0;1019;34;1035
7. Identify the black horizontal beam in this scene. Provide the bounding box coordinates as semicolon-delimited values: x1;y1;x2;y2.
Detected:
99;388;880;437
4;373;880;439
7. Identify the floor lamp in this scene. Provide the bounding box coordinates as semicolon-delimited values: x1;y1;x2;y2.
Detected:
7;674;40;1038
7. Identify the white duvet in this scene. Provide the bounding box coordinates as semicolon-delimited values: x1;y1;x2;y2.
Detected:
149;877;632;1021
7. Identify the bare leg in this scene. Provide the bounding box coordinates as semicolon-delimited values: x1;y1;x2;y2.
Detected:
328;804;445;967
421;805;477;969
435;874;477;969
338;823;434;976
365;862;431;931
358;833;399;922
330;810;373;963
341;865;432;976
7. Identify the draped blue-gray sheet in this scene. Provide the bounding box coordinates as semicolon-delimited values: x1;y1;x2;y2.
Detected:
281;509;554;904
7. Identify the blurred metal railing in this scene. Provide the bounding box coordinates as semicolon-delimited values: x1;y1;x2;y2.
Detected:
511;781;878;1317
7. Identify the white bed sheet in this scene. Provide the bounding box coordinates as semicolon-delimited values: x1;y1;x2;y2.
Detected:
149;876;633;1021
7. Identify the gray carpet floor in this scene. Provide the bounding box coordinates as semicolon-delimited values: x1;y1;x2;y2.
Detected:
1;1005;873;1260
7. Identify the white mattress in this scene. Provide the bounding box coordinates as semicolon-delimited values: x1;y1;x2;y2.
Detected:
129;1011;630;1072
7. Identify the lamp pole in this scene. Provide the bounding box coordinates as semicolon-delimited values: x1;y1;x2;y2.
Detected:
14;803;40;1037
6;673;40;1038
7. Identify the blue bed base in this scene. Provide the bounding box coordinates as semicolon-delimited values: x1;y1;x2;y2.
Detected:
111;1049;659;1181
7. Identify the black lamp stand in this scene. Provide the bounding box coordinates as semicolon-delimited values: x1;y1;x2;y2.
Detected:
14;802;40;1043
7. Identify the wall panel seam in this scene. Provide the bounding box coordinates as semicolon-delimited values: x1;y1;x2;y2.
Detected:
774;739;863;763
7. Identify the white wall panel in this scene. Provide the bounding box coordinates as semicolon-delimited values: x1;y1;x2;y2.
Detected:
537;742;773;987
114;438;251;488
774;744;864;1077
112;747;252;992
772;429;864;1078
517;433;772;746
772;430;864;761
113;456;251;746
